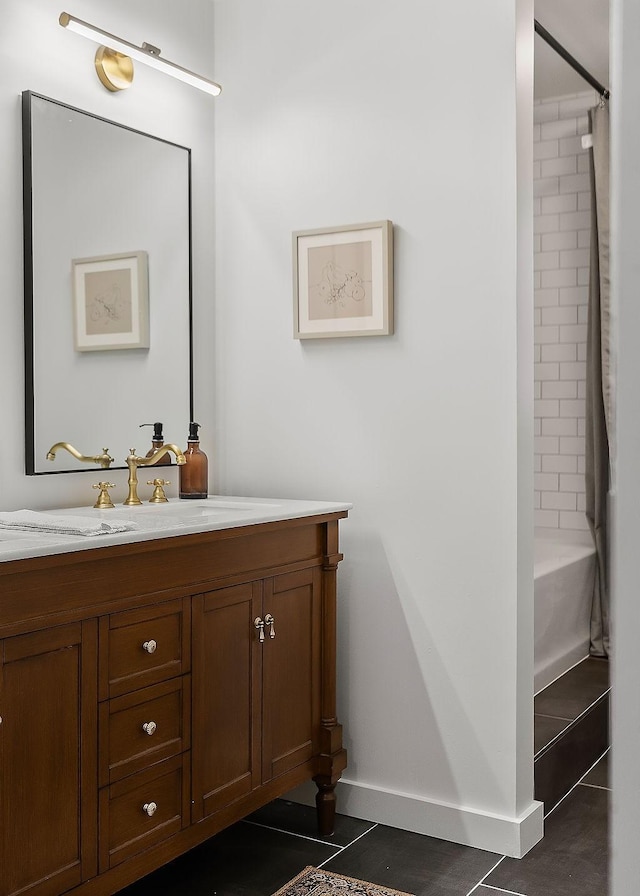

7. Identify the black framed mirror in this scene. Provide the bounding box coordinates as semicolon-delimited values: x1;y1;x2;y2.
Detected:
23;91;193;474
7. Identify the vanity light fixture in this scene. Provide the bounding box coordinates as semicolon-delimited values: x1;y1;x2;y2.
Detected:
59;12;222;96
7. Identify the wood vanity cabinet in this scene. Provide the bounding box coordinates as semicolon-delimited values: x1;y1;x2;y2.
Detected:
192;567;322;821
0;511;347;896
0;623;97;896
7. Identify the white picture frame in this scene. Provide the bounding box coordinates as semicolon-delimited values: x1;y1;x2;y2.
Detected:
72;250;149;351
293;220;393;339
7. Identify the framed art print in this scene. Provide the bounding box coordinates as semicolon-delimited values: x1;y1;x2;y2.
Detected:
293;220;393;339
72;250;149;351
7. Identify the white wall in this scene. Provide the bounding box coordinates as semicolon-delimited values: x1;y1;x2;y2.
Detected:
1;0;543;861
533;92;596;532
213;0;541;857
611;0;640;892
0;0;216;510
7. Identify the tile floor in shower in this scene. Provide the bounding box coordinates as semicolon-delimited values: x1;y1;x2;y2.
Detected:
117;660;610;896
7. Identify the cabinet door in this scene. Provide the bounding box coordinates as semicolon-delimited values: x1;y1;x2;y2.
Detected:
262;568;322;782
191;583;262;822
0;622;97;896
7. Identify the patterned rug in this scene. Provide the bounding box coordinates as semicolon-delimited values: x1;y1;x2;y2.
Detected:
272;866;414;896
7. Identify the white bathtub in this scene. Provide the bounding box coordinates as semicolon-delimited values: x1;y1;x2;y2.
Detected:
534;529;596;693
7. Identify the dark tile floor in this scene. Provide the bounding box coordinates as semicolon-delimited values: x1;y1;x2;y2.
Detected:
117;749;609;896
534;657;610;809
117;659;610;896
534;657;610;735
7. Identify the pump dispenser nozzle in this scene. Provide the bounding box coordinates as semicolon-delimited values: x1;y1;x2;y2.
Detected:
140;422;170;464
139;422;164;442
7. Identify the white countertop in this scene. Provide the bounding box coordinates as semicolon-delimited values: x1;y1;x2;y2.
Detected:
0;496;352;564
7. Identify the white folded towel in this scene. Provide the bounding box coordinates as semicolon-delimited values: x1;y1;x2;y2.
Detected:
0;510;139;537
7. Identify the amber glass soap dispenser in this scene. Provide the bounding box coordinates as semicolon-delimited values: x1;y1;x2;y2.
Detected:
140;422;171;465
179;422;209;499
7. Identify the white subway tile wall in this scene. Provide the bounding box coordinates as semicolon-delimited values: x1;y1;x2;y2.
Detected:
533;91;597;532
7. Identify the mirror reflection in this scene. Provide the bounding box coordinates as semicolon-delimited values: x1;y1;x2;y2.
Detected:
23;92;192;475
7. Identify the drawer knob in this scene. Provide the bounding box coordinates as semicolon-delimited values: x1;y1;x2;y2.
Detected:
142;639;157;654
142;801;158;817
142;720;157;736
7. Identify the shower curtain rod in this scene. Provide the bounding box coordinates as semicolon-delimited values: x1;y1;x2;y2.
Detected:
534;19;610;100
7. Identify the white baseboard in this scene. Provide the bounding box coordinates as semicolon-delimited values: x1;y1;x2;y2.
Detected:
285;779;544;859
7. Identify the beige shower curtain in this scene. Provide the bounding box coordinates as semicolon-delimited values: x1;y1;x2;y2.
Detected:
585;102;611;658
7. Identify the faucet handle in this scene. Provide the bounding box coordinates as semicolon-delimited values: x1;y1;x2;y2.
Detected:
93;482;116;509
147;478;171;504
98;448;115;468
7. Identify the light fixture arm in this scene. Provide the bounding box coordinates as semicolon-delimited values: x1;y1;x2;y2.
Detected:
59;12;222;96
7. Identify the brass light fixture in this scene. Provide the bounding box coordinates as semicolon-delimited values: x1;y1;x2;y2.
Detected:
94;46;134;92
59;12;222;96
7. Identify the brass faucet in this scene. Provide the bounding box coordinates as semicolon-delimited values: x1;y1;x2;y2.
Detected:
124;445;186;506
47;442;114;468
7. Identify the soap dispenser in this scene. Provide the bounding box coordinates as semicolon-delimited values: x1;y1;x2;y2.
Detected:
179;422;209;499
140;422;171;465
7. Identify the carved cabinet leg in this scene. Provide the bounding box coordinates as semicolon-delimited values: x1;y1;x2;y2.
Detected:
313;520;348;836
314;780;338;835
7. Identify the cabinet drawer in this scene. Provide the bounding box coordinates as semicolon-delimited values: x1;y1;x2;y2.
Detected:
99;677;191;786
99;754;189;870
101;599;190;698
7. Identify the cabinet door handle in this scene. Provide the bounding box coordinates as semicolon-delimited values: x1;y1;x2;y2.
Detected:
265;613;276;639
254;617;265;643
142;801;157;817
142;720;157;736
142;639;157;654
